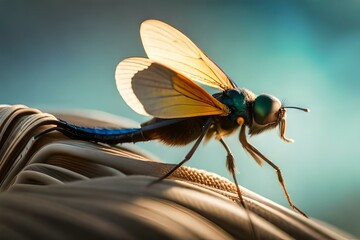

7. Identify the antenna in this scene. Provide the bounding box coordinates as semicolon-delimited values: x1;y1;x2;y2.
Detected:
283;106;310;112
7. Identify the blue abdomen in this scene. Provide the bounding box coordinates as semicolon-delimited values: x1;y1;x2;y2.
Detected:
58;119;142;143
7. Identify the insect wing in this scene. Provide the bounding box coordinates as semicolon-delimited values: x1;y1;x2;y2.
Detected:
140;19;236;90
115;57;230;118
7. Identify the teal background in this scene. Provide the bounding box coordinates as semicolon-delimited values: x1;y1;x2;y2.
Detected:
1;0;359;236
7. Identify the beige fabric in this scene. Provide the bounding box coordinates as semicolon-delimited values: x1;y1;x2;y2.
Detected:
0;105;353;239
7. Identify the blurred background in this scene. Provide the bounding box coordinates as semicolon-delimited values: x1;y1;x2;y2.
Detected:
1;0;359;236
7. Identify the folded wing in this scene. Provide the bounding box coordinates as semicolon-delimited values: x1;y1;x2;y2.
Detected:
115;57;230;118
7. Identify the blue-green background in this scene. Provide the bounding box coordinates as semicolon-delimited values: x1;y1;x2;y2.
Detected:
1;0;359;236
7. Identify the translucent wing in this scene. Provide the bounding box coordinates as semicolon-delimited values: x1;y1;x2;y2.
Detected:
140;19;236;91
115;57;230;118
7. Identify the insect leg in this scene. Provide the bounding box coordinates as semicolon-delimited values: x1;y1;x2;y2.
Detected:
239;125;308;217
218;139;244;203
150;117;213;185
219;138;257;239
219;138;236;174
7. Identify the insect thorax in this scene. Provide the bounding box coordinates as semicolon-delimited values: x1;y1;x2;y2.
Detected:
214;88;255;126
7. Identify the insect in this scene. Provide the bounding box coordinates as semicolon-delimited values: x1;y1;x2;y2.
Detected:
52;19;309;217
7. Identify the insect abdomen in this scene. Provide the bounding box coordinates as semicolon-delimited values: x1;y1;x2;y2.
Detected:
57;120;146;144
140;117;209;146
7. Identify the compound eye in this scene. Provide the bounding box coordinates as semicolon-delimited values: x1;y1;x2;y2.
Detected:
253;94;281;125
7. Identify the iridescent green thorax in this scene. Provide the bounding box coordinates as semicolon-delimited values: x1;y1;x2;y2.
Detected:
214;88;255;124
